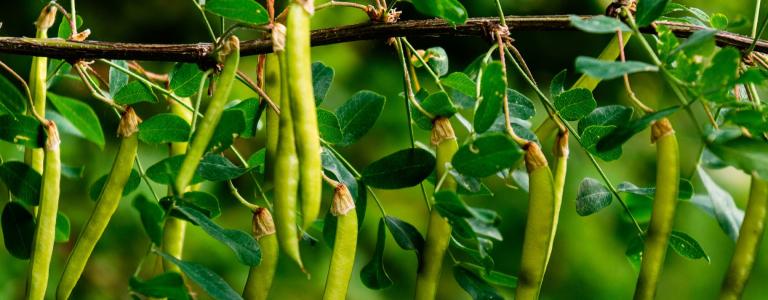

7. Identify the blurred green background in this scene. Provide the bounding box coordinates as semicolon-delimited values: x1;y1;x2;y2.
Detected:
0;0;765;299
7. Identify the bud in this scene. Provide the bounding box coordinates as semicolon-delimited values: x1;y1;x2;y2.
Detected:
524;142;548;172
272;23;287;53
331;184;355;216
118;107;142;138
44;121;60;151
252;208;276;239
651;118;674;144
35;6;57;31
553;131;569;158
431;117;456;146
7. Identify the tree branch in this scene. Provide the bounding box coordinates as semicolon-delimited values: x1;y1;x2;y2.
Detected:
0;15;764;63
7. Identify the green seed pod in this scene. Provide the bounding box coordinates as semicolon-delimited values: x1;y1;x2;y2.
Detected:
175;36;240;193
285;2;322;230
57;108;141;300
546;131;569;268
633;118;679;300
24;6;57;174
322;184;358;300
719;176;768;300
26;121;61;300
243;208;279;300
163;97;194;273
516;142;556;300
273;47;304;270
264;54;281;191
415;118;457;300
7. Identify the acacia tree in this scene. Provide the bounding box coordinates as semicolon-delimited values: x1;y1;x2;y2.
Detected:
0;0;767;299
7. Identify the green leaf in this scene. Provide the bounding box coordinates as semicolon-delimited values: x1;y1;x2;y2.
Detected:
695;167;743;241
312;62;334;105
157;252;243;300
452;133;523;178
384;216;425;264
458;263;517;288
336;90;386;146
0;161;42;206
246;149;266;174
626;235;643;271
173;206;260;266
434;190;473;219
2;202;35;259
0;73;26;115
707;136;768;179
422;47;449;77
170;63;205;98
321;148;359;201
318;109;343;144
138;114;191;144
636;0;671;27
129;272;190;300
575;56;658;80
617;179;694;200
699;48;741;103
114;81;157;105
554;88;596;121
710;13;728;30
57;15;83;39
0;114;46;148
475;62;506;133
55;213;71;243
197;154;246;182
146;155;204;186
61;164;85;179
229;98;263;138
576;178;613;216
453;266;503;300
507;89;536;120
578;105;634;161
109;60;130;98
412;91;457;130
597;106;679;152
669;231;710;262
132;195;165;245
46;59;72;89
360;219;393;290
204;0;269;25
441;72;476;98
550;69;568;97
569;15;631;33
207;109;246;152
361;148;436;189
89;169;141;201
673;30;716;57
178;191;222;219
48;93;105;148
411;0;468;24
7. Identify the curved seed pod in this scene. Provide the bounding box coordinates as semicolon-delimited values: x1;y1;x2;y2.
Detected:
634;118;680;300
243;208;279;300
285;2;322;230
26;121;60;300
515;142;556;300
264;53;281;191
162;97;194;273
415;118;457;300
273;49;304;270
322;184;358;300
719;176;768;300
57;108;141;300
571;34;630;91
24;6;57;173
175;36;240;193
545;131;569;268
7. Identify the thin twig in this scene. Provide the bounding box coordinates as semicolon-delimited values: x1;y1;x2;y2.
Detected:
74;63;125;112
128;61;169;83
496;31;528;146
1;16;767;62
236;70;280;114
617;30;654;113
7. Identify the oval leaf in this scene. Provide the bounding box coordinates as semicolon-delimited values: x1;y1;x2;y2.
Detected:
204;0;269;25
114;81;157;105
411;0;468;24
173;206;260;266
170;63;205;98
554;88;596;121
312;62;334;105
452;133;523;178
570;15;631;33
157;252;243;300
0;161;42;206
575;56;658;80
576;178;613;216
138;114;191;144
336;90;386;146
669;231;710;262
361;148;436;189
2;202;35;259
475;62;506;133
48;93;105;148
360;219;393;290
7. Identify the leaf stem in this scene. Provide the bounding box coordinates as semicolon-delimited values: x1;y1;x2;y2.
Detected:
191;0;218;43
